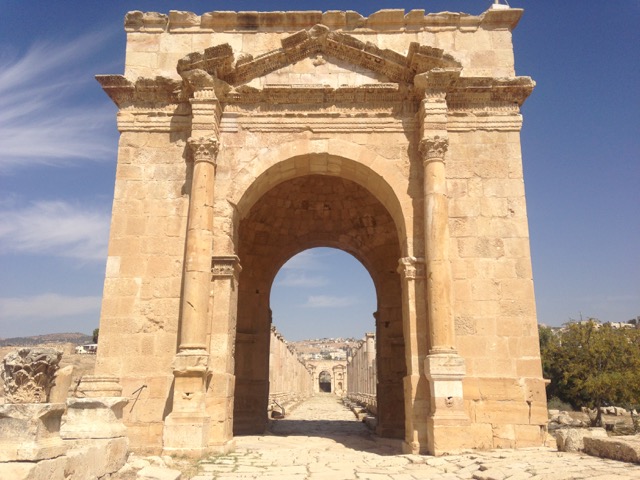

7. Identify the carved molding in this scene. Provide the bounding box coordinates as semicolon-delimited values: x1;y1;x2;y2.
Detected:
419;136;449;164
124;8;524;34
211;255;242;279
398;256;426;280
188;136;219;164
176;26;461;87
95;75;186;109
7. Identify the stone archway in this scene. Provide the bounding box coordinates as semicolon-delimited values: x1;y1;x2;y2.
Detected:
318;371;332;393
96;5;546;458
232;163;406;439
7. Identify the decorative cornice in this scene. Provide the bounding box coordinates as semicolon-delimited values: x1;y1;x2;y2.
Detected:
446;76;535;108
95;75;186;108
419;136;448;164
124;8;523;33
188;137;219;165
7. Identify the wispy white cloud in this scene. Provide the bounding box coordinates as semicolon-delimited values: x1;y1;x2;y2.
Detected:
275;272;329;288
281;248;344;271
0;294;101;320
281;250;324;270
303;295;357;308
0;30;117;172
0;200;110;261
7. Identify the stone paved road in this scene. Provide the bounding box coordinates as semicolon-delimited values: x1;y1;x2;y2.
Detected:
191;394;640;480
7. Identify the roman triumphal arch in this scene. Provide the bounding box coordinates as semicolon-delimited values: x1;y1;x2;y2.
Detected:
95;4;547;456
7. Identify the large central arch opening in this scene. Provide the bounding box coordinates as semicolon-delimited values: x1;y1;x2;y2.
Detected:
233;168;406;440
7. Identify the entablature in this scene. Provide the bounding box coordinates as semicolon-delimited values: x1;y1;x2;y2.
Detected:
124;8;523;34
98;74;533;133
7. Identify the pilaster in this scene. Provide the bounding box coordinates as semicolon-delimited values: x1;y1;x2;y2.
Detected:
398;257;430;454
206;255;242;453
417;83;469;454
164;77;226;456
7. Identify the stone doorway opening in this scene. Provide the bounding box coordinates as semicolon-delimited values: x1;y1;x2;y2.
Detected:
318;371;332;393
233;167;406;440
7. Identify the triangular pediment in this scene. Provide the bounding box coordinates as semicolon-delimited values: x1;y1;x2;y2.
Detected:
245;53;391;89
176;24;462;88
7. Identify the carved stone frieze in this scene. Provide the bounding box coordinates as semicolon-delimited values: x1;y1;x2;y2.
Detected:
187;136;219;164
211;256;242;279
419;136;449;164
224;113;415;134
1;348;62;403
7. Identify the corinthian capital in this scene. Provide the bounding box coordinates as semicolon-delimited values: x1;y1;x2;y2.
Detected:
419;135;448;164
397;256;425;280
188;136;219;165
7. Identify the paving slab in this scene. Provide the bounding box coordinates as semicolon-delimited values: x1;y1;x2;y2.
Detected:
170;394;640;479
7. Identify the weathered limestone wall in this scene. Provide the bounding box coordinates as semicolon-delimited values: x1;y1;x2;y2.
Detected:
347;333;377;414
95;130;189;452
448;129;547;449
123;9;518;81
268;327;314;410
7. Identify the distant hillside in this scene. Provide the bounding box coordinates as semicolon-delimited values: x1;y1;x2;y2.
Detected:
0;332;92;347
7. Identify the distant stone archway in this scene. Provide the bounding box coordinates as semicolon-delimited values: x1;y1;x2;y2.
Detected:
318;371;332;393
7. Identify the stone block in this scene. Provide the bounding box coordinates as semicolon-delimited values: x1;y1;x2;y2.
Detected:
556;427;607;453
0;456;66;480
514;424;545;447
60;397;128;439
49;365;74;404
583;435;640;463
0;403;66;461
63;437;129;480
492;424;516;449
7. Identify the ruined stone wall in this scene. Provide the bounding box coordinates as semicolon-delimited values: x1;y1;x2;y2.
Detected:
347;333;377;414
268;327;314;409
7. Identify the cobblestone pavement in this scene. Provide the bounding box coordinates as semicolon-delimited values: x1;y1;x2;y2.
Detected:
191;394;640;480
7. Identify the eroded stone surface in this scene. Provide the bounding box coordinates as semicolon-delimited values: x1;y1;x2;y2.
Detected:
1;348;62;403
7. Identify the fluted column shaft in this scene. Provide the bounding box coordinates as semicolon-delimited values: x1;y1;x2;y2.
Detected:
180;137;219;351
420;136;457;354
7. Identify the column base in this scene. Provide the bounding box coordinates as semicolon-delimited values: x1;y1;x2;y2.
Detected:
162;413;210;458
402;374;430;454
60;397;128;439
424;353;469;455
402;440;426;455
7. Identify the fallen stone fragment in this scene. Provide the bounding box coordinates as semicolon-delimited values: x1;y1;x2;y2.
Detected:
583;435;640;464
555;427;608;452
137;465;182;480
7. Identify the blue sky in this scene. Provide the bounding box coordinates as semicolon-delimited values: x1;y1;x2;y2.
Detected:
0;1;637;340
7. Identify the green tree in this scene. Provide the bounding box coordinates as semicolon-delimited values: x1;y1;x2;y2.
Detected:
541;320;640;425
92;328;99;344
538;325;560;398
